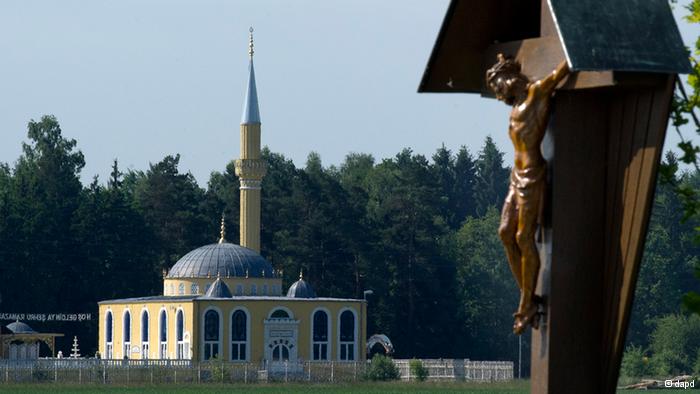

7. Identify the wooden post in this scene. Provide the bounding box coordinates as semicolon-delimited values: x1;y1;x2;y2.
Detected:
418;1;688;393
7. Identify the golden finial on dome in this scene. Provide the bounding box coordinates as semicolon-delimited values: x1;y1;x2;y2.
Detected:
218;212;226;244
248;27;254;59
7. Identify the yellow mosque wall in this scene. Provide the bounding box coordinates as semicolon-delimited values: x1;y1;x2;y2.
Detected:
98;301;195;360
99;298;366;363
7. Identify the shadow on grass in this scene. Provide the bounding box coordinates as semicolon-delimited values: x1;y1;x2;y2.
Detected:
0;380;531;394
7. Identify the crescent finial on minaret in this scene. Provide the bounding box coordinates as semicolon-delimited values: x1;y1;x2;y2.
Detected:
248;27;254;59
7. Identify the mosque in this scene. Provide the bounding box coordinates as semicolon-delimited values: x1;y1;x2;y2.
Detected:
98;30;366;364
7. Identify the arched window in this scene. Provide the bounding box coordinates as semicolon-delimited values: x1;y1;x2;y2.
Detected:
236;285;243;296
231;310;247;361
141;310;149;359
176;310;185;359
312;310;329;360
272;344;290;361
262;284;268;296
270;309;289;319
123;311;132;358
203;309;220;360
339;310;355;361
251;284;257;296
271;285;278;295
159;310;168;359
191;284;199;295
178;283;185;295
105;311;113;359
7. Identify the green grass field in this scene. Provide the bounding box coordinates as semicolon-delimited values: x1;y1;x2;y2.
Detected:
4;380;700;393
0;381;529;394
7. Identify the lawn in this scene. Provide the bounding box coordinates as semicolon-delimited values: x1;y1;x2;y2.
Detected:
0;381;530;394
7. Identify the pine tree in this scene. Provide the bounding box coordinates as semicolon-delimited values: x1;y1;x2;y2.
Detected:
474;136;510;216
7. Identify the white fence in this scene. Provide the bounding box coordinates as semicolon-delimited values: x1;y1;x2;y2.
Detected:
394;359;513;381
0;358;513;384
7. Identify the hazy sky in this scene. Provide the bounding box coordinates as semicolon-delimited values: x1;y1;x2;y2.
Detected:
1;1;698;185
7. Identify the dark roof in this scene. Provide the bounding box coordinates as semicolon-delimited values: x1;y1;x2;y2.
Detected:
286;278;317;299
550;0;690;73
99;295;198;304
6;321;35;334
204;278;232;298
101;295;362;303
167;242;274;279
419;0;691;93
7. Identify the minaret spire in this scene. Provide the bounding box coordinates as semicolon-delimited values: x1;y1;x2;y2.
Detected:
235;27;267;253
241;27;260;124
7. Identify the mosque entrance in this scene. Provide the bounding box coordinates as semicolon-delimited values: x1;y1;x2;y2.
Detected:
263;308;299;371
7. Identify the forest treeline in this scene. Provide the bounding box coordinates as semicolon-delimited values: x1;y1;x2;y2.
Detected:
0;115;698;374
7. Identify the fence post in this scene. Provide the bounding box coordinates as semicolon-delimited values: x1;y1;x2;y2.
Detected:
331;361;334;383
354;362;357;381
126;362;130;385
244;363;248;384
79;363;82;384
54;360;57;382
102;362;106;384
308;362;311;382
174;369;177;384
284;361;288;383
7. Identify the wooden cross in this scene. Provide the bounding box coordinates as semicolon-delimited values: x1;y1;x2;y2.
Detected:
419;1;690;393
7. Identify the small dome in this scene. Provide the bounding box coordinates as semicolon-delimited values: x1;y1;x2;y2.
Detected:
204;277;232;298
286;274;316;298
7;321;35;334
167;242;273;279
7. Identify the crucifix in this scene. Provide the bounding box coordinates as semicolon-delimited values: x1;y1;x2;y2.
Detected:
418;0;690;393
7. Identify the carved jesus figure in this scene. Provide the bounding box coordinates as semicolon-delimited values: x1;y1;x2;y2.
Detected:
486;54;569;334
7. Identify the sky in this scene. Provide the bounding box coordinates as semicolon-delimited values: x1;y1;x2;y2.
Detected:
1;0;698;185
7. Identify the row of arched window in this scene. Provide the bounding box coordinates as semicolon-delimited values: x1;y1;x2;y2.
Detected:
105;307;357;361
201;308;248;361
105;308;187;360
311;309;356;361
165;283;281;296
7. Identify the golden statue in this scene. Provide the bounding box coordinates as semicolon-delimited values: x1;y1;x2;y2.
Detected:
486;54;569;335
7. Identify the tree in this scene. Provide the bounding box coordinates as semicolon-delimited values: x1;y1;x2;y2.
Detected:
204;160;240;243
365;149;457;357
132;155;210;271
473;136;509;216
455;207;520;362
649;314;700;375
453;146;478;221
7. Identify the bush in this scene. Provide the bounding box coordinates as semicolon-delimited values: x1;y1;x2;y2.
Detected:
365;354;400;381
620;345;651;378
409;359;428;382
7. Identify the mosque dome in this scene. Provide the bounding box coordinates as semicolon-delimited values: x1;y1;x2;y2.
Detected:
166;242;274;279
203;277;233;298
286;273;317;298
6;321;36;334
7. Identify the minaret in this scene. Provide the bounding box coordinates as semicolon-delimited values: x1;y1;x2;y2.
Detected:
235;27;267;253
